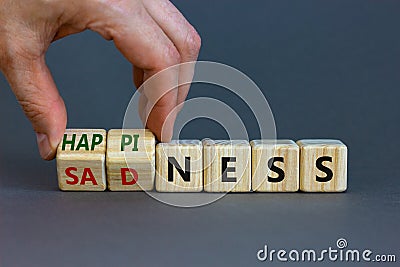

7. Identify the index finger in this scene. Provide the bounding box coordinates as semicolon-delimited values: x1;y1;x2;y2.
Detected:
92;4;181;141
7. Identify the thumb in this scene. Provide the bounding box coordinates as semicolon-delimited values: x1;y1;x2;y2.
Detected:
1;54;67;160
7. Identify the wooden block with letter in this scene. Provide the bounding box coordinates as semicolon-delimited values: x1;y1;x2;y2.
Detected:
106;129;155;191
56;129;107;191
156;140;203;192
203;139;251;192
251;140;299;192
297;139;347;192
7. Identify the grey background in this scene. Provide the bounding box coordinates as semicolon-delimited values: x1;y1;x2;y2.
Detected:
1;0;399;266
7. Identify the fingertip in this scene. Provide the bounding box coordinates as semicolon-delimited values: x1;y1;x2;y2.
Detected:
146;116;174;143
159;125;173;142
33;96;67;161
145;105;177;143
36;133;56;160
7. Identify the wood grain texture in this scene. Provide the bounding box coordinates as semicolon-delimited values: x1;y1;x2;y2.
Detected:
156;140;203;192
297;139;347;192
203;139;251;192
251;140;299;192
56;129;106;191
106;129;155;191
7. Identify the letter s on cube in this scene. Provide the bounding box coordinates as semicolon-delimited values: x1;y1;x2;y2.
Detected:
297;139;347;192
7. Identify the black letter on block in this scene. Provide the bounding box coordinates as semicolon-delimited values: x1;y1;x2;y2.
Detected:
316;156;333;182
267;157;285;183
62;134;76;151
222;157;236;182
168;157;191;182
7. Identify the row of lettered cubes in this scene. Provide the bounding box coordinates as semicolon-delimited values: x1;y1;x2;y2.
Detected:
56;129;348;192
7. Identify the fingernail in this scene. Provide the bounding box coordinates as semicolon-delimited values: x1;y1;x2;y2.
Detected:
36;133;53;160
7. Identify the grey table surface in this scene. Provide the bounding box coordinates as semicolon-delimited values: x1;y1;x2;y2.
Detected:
1;1;399;266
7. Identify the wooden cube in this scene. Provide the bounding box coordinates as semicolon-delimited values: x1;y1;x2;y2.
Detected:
106;129;155;191
156;140;203;192
251;140;299;192
56;129;107;191
203;139;251;192
297;139;347;192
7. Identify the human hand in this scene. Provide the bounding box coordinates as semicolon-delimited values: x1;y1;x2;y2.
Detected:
0;0;201;160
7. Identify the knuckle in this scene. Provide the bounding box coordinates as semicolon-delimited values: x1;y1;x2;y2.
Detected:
155;44;181;70
183;27;201;59
0;38;40;71
18;97;48;124
0;41;17;70
17;91;63;128
166;44;181;65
